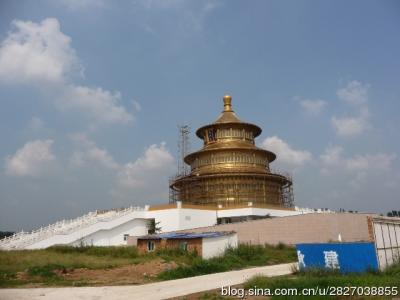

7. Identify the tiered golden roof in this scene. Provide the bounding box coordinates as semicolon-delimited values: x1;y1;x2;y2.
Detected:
169;95;293;208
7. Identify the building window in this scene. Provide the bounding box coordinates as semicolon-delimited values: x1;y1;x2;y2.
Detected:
147;241;155;252
207;129;216;142
179;241;188;251
123;234;129;241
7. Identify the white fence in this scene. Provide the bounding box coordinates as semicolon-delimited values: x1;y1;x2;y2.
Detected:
371;217;400;269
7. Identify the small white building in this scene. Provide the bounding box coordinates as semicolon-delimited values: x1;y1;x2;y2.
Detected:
136;231;238;259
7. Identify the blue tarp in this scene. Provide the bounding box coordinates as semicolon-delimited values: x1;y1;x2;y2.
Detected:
295;242;378;273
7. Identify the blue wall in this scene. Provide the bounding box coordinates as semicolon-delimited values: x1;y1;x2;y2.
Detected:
295;242;378;273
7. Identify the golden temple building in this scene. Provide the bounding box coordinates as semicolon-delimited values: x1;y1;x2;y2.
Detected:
170;95;294;208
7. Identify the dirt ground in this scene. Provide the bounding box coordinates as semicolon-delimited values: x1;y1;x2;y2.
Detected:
14;258;177;286
59;258;178;285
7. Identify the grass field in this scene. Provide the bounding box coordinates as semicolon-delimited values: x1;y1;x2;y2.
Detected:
157;243;296;280
243;264;400;299
0;243;296;287
191;264;400;300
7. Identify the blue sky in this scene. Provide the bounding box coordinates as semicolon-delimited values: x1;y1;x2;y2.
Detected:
0;0;399;231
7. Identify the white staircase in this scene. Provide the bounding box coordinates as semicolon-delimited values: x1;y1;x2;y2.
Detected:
0;207;143;250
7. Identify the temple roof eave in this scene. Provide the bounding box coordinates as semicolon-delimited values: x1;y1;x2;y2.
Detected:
170;172;292;189
184;147;276;165
195;122;262;139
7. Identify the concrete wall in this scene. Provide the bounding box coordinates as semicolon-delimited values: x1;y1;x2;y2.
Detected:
178;213;373;245
217;207;300;218
202;233;238;259
148;208;217;233
177;208;218;231
70;218;148;247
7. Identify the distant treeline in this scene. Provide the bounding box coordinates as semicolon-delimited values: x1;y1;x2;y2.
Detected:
387;210;400;217
0;231;14;239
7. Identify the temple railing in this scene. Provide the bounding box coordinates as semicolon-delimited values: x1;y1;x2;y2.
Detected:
0;206;144;250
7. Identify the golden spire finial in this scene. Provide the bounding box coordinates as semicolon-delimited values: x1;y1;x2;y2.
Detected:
223;95;232;112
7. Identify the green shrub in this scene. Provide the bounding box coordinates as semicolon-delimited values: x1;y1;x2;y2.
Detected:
384;261;400;276
227;244;265;260
27;264;65;278
276;242;288;250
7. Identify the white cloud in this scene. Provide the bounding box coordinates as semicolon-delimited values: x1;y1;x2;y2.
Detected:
320;145;396;178
5;139;55;177
320;145;344;167
68;138;175;203
0;18;81;84
331;116;368;137
332;81;371;137
68;135;174;198
319;145;344;175
337;80;369;106
68;135;175;200
261;136;312;169
70;134;119;170
117;142;174;188
133;0;221;34
346;153;396;172
300;99;327;115
0;18;134;125
61;85;133;124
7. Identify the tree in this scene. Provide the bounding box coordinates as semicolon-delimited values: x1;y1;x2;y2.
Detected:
147;219;162;234
0;231;14;239
387;210;400;217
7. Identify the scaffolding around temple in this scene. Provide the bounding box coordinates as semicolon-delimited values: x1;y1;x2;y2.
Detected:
169;171;294;208
169;95;295;208
176;124;191;177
